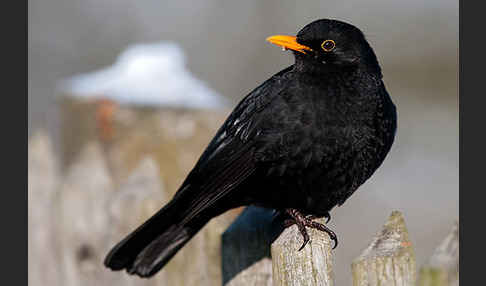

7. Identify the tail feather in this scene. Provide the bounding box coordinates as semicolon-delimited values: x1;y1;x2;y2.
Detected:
104;192;209;277
128;224;199;277
104;150;253;278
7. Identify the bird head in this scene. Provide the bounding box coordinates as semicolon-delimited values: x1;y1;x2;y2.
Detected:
267;19;381;75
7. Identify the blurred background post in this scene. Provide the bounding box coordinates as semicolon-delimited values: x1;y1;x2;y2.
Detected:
29;1;458;285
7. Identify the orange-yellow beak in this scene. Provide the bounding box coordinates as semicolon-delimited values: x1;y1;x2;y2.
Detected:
266;35;312;54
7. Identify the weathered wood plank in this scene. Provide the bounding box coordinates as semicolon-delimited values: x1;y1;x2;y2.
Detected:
59;97;239;285
104;156;169;286
352;211;416;286
226;258;273;286
271;217;334;286
28;131;61;286
55;142;116;286
222;206;285;286
418;221;459;286
55;144;172;286
59;96;229;188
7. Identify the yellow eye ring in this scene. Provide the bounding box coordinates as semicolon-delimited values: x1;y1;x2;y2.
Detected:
321;40;336;52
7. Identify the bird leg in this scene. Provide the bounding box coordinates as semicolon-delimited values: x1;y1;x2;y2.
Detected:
283;208;338;250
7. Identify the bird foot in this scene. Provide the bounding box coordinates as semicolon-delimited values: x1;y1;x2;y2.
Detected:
284;209;338;250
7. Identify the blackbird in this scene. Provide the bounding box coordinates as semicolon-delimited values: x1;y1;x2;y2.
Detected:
104;18;397;278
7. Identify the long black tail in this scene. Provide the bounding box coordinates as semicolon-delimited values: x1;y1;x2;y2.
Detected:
104;189;214;278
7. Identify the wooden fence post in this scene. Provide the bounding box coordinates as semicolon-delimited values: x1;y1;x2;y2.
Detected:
271;217;335;286
417;221;459;286
59;96;229;188
55;142;116;286
351;211;416;286
222;206;285;286
28;131;61;286
104;156;169;286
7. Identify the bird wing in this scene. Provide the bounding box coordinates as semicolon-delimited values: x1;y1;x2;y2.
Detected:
172;65;294;223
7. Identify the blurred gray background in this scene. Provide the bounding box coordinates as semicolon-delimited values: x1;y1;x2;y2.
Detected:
29;0;458;285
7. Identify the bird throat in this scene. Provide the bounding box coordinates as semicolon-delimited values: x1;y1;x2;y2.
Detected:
293;56;353;76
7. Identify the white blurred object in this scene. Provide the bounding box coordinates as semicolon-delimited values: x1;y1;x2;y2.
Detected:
59;42;228;109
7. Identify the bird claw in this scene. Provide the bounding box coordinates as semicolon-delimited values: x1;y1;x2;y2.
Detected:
324;212;331;224
298;232;310;251
284;209;338;250
307;220;338;249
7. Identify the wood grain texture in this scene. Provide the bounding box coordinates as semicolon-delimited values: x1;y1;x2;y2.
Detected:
59;97;239;285
418;221;458;286
60;96;229;189
226;258;273;286
271;218;334;286
105;157;169;286
352;211;416;286
55;142;116;286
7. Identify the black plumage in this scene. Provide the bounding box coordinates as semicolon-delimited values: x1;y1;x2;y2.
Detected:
104;19;397;278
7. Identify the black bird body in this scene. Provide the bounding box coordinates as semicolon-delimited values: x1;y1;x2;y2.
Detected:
105;19;397;277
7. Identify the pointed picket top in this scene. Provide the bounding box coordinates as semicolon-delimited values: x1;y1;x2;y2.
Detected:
427;221;458;269
418;221;459;286
356;211;413;260
107;156;167;244
56;141;115;285
352;211;416;286
104;156;168;286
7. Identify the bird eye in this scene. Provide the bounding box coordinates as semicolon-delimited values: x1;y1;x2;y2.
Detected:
321;40;336;52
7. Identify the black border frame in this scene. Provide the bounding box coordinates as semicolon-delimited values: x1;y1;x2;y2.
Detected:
7;0;28;285
460;1;483;285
